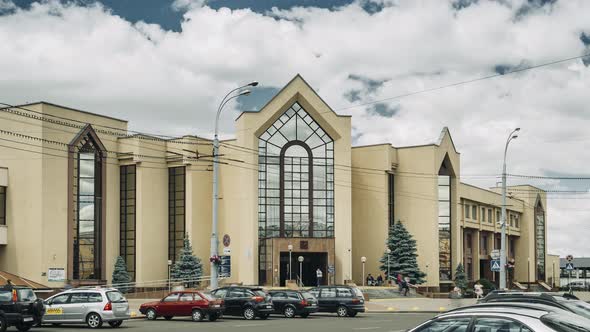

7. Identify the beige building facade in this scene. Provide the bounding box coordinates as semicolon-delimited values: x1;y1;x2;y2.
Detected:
0;75;551;290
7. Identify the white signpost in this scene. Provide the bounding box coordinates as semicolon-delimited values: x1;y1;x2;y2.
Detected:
491;249;500;260
47;268;65;282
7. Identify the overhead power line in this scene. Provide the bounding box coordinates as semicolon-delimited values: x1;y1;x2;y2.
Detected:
334;52;590;111
507;174;590;180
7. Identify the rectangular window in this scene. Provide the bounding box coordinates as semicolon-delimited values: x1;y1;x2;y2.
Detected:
488;209;492;223
510;214;514;227
496;210;500;224
472;206;477;220
481;207;486;222
481;234;488;255
120;165;136;281
515;215;519;228
465;204;470;219
169;167;186;262
438;175;451;281
0;186;5;225
388;173;394;228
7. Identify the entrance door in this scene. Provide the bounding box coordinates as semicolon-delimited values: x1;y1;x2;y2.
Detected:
280;252;327;287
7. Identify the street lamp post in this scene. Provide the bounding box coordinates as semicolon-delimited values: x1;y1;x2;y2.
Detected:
210;81;258;290
288;244;293;281
361;256;367;286
386;248;392;285
298;256;304;287
500;128;520;290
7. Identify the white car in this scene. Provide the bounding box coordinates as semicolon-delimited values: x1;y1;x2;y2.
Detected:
42;288;130;329
408;305;590;332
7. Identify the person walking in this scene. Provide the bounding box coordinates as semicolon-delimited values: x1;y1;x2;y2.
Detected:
397;273;403;292
474;281;484;299
316;268;323;286
401;276;411;296
376;274;383;286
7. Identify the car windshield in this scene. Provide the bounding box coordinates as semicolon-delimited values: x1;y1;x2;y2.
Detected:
106;291;126;303
559;300;590;319
541;312;590;332
201;292;217;301
17;288;36;302
302;292;316;300
352;288;363;297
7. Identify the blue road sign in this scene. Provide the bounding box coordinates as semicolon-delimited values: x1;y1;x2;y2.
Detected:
565;263;575;271
491;259;501;272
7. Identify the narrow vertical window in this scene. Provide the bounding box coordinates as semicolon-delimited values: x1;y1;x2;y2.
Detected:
0;186;5;225
535;201;546;280
388;173;394;228
168;167;185;262
120;165;136;280
438;175;451;281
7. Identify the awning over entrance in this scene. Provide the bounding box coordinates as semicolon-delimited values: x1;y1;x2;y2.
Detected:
0;271;51;291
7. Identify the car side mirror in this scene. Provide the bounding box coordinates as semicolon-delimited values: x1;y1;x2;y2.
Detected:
44;300;51;305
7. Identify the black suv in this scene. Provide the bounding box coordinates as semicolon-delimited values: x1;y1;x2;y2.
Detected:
308;286;365;317
479;291;590;319
0;285;45;332
210;287;274;320
268;290;318;318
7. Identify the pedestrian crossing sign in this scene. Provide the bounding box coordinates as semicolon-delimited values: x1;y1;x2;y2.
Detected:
491;260;501;272
565;263;575;271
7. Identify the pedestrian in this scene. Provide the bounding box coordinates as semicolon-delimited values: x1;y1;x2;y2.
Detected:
316;268;323;287
366;273;372;286
474;281;483;299
376;274;383;286
401;276;411;296
397;273;403;292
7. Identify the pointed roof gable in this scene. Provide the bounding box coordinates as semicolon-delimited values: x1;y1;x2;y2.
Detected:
436;126;459;153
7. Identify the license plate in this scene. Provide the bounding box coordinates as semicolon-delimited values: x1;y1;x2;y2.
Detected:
266;305;273;308
214;304;220;308
23;317;33;322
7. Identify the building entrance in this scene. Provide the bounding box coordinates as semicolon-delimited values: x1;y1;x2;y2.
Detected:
280;252;327;287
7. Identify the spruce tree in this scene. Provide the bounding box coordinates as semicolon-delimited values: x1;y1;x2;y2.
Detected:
171;234;203;288
379;221;426;284
112;256;132;293
454;263;468;293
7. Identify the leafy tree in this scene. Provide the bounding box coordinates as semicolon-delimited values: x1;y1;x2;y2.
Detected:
112;256;132;293
454;263;468;293
171;234;203;288
379;221;427;284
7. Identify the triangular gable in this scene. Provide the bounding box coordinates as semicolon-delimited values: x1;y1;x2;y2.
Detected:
249;74;342;141
436;126;459;154
68;124;107;153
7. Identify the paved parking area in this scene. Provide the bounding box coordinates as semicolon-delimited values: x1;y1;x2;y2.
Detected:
32;313;434;332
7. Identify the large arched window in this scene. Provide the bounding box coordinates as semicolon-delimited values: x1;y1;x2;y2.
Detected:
258;102;334;238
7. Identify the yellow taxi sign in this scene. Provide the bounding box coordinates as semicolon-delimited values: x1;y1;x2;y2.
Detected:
46;307;63;315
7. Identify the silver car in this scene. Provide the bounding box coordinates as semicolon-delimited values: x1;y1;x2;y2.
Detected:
42;288;130;329
408;305;590;332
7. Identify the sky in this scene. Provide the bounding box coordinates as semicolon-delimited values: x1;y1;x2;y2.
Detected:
1;0;590;258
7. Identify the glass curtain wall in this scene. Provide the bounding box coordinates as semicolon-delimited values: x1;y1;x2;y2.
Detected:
258;102;334;239
168;167;186;262
438;175;451;281
535;201;546;280
120;165;136;280
388;173;394;228
74;142;102;280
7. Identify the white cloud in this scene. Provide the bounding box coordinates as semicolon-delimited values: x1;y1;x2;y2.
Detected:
0;0;589;256
0;0;15;12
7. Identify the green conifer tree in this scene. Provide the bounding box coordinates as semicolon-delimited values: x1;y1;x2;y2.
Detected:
112;256;132;293
454;263;468;293
171;234;203;288
379;221;427;284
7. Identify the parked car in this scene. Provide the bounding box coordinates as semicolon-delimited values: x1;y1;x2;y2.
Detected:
0;284;45;332
409;305;590;332
479;291;590;319
210;286;273;320
307;285;365;317
268;290;318;318
139;290;224;322
42;288;130;329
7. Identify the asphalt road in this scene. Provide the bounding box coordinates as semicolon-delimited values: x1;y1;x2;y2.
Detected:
32;313;435;332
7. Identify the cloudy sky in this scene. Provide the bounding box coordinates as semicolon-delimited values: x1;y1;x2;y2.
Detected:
1;0;590;258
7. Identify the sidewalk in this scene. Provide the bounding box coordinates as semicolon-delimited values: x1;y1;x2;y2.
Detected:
365;297;477;313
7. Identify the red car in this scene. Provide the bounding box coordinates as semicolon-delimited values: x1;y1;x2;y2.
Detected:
139;290;224;322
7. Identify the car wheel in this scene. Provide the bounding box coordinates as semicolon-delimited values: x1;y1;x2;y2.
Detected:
243;307;256;320
15;323;32;332
164;316;173;321
0;316;5;332
300;313;310;318
337;305;348;317
108;320;123;328
283;306;296;318
146;308;157;320
259;313;269;320
208;313;219;322
192;309;204;322
348;311;358;317
86;313;103;329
